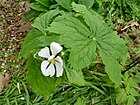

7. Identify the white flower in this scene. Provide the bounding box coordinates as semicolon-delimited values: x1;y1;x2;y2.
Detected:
38;42;63;77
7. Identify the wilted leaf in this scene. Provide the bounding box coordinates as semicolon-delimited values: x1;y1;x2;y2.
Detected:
0;74;10;92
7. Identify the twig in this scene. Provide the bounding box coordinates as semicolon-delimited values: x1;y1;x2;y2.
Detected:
122;57;140;74
88;71;107;77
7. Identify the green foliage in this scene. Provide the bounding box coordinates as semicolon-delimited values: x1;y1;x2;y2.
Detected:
21;29;44;58
116;89;128;104
26;55;63;99
36;0;51;7
47;3;127;85
55;0;72;11
48;16;97;70
21;0;140;104
21;28;60;58
74;96;86;105
32;9;59;34
116;74;140;105
78;0;94;8
126;0;140;20
24;9;40;20
66;69;86;86
30;2;48;11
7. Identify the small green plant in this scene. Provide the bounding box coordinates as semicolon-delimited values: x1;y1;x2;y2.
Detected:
21;0;140;104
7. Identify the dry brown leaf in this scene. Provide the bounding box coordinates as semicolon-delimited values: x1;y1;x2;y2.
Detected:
0;74;10;92
122;21;140;31
130;22;139;27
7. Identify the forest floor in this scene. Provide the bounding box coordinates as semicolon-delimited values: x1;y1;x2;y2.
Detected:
0;1;34;104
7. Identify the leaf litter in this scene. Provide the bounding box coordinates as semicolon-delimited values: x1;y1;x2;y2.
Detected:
0;0;31;92
0;74;10;92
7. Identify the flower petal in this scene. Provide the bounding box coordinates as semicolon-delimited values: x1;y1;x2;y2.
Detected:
50;42;62;56
46;64;55;77
55;56;63;77
41;60;49;76
38;47;50;58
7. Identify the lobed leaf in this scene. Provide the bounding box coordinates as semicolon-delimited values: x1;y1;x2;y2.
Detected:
47;17;97;70
32;9;59;34
48;3;127;85
72;2;128;85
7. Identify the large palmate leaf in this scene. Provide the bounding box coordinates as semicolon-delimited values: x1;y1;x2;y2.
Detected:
26;55;57;99
32;9;59;34
47;16;97;70
47;3;127;85
72;3;127;84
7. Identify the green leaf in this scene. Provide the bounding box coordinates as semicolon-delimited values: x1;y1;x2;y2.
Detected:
32;9;59;34
24;10;40;20
72;2;127;60
78;0;94;8
127;95;136;105
36;0;51;7
26;55;56;99
72;2;106;34
30;2;48;11
66;69;86;86
116;89;128;104
128;77;138;87
21;29;60;58
74;96;86;105
21;29;44;58
101;53;123;85
55;0;72;11
95;0;102;7
72;2;127;85
47;17;97;70
47;3;127;85
129;88;139;96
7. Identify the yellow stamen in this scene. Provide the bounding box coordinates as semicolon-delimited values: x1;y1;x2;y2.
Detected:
50;59;55;64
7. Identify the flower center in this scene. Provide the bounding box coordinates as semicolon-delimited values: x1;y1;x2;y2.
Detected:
50;59;55;64
48;55;55;64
